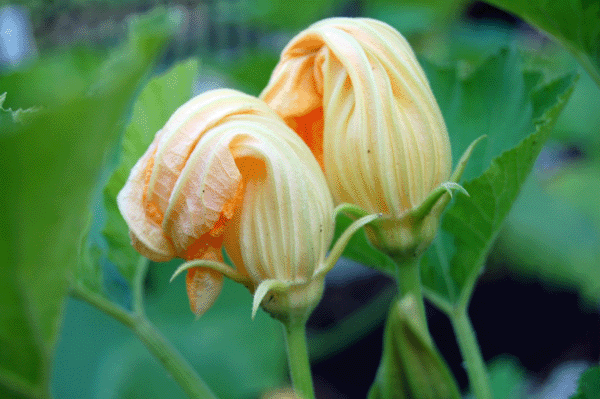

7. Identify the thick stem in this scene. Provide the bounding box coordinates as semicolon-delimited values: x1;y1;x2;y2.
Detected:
71;284;218;399
451;308;493;399
392;255;429;340
282;320;315;399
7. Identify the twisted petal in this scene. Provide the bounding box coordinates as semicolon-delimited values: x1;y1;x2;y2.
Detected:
118;88;334;316
117;89;280;262
261;18;452;217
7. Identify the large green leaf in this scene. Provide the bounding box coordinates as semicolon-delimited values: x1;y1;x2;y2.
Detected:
0;9;173;398
419;48;577;310
484;0;600;88
102;58;198;285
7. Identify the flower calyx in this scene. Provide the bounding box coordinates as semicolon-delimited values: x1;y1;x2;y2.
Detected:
343;135;486;261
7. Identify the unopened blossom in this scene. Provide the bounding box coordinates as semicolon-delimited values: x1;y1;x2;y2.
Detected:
261;18;455;257
118;89;372;319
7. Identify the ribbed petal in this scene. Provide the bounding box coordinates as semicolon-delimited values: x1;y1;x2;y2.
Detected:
219;115;335;284
261;18;451;217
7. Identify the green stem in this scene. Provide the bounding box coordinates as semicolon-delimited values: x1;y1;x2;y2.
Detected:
450;307;493;399
282;320;315;399
392;255;429;339
71;284;218;399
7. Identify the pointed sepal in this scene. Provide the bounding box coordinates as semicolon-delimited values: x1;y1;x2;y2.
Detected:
251;279;291;319
316;208;381;278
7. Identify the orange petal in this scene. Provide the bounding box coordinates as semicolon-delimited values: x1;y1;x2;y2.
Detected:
163;130;244;255
117;136;175;261
146;89;277;220
185;266;224;318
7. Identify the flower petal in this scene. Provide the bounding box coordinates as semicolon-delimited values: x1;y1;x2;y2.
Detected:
261;18;452;217
185;266;224;318
117;136;175;261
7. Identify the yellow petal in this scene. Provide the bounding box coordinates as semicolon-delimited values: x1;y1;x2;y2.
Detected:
218;114;335;284
261;18;451;218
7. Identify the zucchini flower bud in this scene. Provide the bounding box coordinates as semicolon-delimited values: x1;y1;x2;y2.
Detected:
261;18;476;259
118;89;377;319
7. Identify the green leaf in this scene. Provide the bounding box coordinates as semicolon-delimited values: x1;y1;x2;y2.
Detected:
488;356;527;399
419;48;578;310
102;58;198;284
247;0;339;30
363;0;467;36
484;0;600;88
495;169;600;304
0;93;40;125
570;366;600;399
75;213;104;294
0;8;173;398
0;49;105;110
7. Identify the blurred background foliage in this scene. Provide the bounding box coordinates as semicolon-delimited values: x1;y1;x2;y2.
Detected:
0;0;598;398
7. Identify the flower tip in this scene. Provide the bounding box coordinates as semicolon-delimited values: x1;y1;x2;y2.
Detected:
185;267;224;318
441;182;469;198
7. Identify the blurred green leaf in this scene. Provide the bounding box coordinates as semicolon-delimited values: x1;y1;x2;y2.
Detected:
570;366;600;399
219;50;279;97
0;93;40;125
76;213;104;294
0;49;105;110
488;356;527;399
485;0;600;88
549;165;600;228
0;8;173;398
247;0;341;31
363;0;467;36
419;48;577;309
552;65;600;149
102;58;198;285
495;170;600;304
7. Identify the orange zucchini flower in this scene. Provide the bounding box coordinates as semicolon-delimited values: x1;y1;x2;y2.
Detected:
118;89;377;318
261;18;476;258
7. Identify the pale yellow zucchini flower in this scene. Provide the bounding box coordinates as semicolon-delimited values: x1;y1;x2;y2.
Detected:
118;89;377;319
261;18;477;258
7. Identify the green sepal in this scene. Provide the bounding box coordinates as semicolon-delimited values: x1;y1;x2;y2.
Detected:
252;280;291;320
170;259;252;289
317;207;381;277
368;296;461;399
